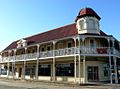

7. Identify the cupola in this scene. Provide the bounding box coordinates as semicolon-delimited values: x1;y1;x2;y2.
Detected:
75;7;101;34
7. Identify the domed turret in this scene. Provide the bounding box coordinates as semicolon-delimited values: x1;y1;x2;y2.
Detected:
75;8;101;34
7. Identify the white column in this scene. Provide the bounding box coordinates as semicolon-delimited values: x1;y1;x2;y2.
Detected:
74;56;77;83
13;49;16;79
35;44;40;80
78;36;81;84
0;64;1;77
107;38;112;84
7;62;10;78
52;41;56;81
112;39;118;83
82;36;86;84
23;48;27;80
12;62;14;78
83;56;86;84
23;61;26;79
36;60;39;80
7;51;10;78
74;37;77;83
114;57;118;83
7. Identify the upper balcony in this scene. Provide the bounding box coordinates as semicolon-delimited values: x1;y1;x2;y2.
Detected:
0;47;120;63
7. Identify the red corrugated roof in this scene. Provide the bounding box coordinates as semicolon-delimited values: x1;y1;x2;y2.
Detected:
75;8;101;22
2;23;108;51
3;23;78;51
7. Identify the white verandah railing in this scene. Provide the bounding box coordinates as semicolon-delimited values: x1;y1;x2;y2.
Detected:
0;47;120;62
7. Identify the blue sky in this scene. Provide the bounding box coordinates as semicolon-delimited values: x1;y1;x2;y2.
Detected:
0;0;120;51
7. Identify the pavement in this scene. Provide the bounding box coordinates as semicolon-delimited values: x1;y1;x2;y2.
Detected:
0;78;120;89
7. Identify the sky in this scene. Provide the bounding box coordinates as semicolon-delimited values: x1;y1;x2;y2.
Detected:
0;0;120;51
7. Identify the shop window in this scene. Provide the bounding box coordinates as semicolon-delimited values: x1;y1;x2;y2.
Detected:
38;64;51;76
25;66;35;76
56;63;74;76
103;64;109;77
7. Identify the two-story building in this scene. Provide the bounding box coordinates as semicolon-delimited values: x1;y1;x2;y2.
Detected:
0;7;120;84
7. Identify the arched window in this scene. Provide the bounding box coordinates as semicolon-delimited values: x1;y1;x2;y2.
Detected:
79;20;84;30
95;21;99;29
88;19;94;29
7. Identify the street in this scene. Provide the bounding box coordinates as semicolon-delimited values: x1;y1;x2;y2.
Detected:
0;78;120;89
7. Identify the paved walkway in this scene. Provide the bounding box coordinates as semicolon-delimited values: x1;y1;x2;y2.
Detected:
0;78;120;89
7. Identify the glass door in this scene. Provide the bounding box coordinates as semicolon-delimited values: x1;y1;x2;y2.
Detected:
87;66;99;81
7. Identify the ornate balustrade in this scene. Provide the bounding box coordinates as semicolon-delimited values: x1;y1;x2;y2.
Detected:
39;51;53;58
0;47;119;63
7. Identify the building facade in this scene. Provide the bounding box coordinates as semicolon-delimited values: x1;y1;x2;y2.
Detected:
0;8;120;84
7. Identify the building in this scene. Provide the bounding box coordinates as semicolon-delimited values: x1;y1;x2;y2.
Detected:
0;8;120;84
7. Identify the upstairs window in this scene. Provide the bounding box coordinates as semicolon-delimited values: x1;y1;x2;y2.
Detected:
90;39;95;48
58;43;63;49
47;46;51;51
68;42;72;48
41;47;45;52
88;19;94;29
79;20;84;30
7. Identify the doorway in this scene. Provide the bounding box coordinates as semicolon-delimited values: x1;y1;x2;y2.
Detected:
87;66;99;81
19;68;22;78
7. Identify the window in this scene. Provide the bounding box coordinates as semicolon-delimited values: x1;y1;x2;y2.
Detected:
67;41;72;48
56;63;74;76
58;43;63;49
32;49;35;53
103;64;109;77
41;47;45;52
25;66;35;76
88;19;94;29
90;39;95;48
38;64;51;76
27;50;30;53
47;46;51;51
95;21;99;29
79;20;84;30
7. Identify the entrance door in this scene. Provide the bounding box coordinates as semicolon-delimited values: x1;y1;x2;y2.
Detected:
19;68;22;77
87;66;99;81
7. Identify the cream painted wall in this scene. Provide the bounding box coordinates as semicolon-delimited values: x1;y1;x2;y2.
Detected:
76;16;100;35
85;61;109;82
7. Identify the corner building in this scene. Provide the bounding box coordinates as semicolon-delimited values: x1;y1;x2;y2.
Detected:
0;8;120;84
